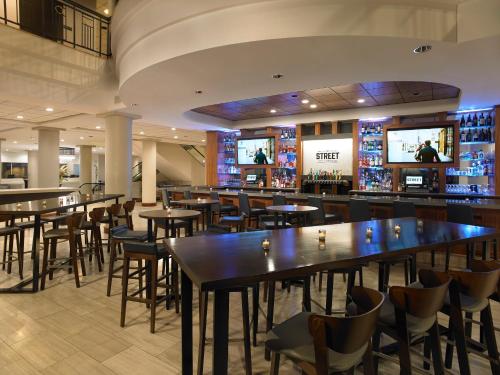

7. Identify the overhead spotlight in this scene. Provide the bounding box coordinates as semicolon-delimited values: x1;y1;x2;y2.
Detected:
310;104;318;109
413;45;432;54
139;131;144;135
357;98;366;103
61;139;65;142
171;127;176;131
16;115;23;119
174;135;179;139
45;107;54;112
301;99;310;104
13;141;17;144
103;8;109;15
202;139;206;142
270;109;277;113
96;126;101;129
80;136;84;140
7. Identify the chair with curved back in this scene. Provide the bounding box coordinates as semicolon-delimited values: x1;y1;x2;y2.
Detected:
118;200;136;230
373;269;451;375
266;286;384;375
393;200;417;218
307;196;341;225
80;207;106;272
238;193;266;228
209;191;237;223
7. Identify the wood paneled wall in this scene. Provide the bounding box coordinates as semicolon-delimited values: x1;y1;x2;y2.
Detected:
205;131;218;186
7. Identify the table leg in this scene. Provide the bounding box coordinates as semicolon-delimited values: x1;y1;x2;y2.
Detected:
213;289;230;375
31;214;41;292
147;218;153;242
207;205;213;226
265;281;276;361
273;212;278;228
170;219;176;239
410;253;417;283
188;219;194;237
181;271;193;375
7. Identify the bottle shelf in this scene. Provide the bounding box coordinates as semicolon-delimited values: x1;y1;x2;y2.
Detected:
359;150;383;154
360;133;383;137
359;166;385;170
460;141;494;145
460;125;495;130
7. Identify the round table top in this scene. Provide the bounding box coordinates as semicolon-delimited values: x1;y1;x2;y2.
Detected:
266;205;319;213
139;209;201;220
177;198;219;206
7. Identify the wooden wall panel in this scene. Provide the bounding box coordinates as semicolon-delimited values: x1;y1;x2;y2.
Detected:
352;120;359;190
496;105;500;195
205;131;218;186
296;124;303;189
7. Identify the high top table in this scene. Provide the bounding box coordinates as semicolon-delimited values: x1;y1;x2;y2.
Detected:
0;193;123;293
164;217;499;375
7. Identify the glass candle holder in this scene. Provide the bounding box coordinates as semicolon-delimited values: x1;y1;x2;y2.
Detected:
42;200;47;205
322;192;326;197
262;238;270;251
197;197;201;202
16;203;22;209
318;242;326;250
366;226;373;238
166;206;172;213
293;203;298;208
318;229;326;241
394;224;401;233
260;190;264;194
209;187;213;191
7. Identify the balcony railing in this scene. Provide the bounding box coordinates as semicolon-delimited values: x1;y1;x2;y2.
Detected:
0;0;111;57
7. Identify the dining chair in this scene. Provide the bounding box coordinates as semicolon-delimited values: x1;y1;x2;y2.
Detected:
209;191;237;223
265;286;384;375
373;269;451;375
348;198;371;222
272;193;287;206
307;196;341;225
393;200;417;218
238;193;266;228
437;265;500;374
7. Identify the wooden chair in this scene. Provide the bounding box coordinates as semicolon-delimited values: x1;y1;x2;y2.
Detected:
120;242;179;334
238;193;266;228
438;266;500;375
307;196;341;225
79;207;106;272
209;191;237;223
265;286;384;375
373;269;451;375
118;200;135;229
41;212;86;289
0;215;22;278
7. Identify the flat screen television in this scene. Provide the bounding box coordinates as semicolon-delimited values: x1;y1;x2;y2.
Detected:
385;124;456;166
236;136;276;166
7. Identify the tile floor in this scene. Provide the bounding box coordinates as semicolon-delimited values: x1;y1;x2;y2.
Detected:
0;202;497;374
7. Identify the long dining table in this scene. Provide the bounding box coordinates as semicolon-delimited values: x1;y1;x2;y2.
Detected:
0;193;123;293
164;217;499;374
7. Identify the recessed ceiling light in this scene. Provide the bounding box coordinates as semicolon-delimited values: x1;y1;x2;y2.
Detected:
96;126;101;129
174;135;178;139
79;136;84;140
5;149;8;151
139;131;144;135
45;107;54;112
16;115;23;119
272;74;283;79
103;8;109;14
202;139;206;142
61;139;64;142
172;127;176;131
357;98;366;103
310;104;318;109
413;45;432;54
13;141;17;144
301;99;310;104
270;109;277;113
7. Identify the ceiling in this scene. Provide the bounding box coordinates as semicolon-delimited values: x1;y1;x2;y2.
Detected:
192;81;460;121
0;100;81;123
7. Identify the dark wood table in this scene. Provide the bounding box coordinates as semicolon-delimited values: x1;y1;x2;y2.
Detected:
266;204;318;227
138;209;201;241
164;217;499;375
0;193;123;293
176;198;219;229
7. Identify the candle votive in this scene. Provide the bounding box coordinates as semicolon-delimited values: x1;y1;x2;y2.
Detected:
318;229;326;241
166;206;172;213
366;226;373;237
262;238;270;251
394;224;401;233
197;197;201;203
226;188;229;192
260;190;264;194
293;203;298;208
322;192;326;197
42;200;47;206
16;203;22;209
318;242;326;250
209;187;213;191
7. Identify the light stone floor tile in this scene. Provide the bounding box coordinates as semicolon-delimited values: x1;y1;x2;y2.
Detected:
0;202;497;374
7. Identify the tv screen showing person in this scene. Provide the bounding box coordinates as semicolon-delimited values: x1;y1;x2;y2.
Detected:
237;137;275;165
253;148;268;164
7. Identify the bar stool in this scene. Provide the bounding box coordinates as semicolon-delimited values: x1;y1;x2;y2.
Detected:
15;216;47;267
349;198;371;222
104;204;122;253
106;224;149;296
373;269;451;375
117;200;135;230
265;286;383;375
0;215;22;278
239;193;266;228
80;207;106;271
120;242;179;333
438;266;500;374
41;212;86;289
154;191;190;240
219;213;246;232
393;200;417;218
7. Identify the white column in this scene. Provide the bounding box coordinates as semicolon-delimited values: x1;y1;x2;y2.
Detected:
0;139;4;183
27;150;38;188
34;127;60;188
79;145;93;194
141;140;157;206
100;113;140;199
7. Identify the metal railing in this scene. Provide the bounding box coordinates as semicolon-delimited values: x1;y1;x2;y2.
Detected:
181;145;206;166
0;0;111;57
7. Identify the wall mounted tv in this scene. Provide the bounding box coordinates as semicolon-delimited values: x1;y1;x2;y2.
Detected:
385;122;458;168
236;136;276;166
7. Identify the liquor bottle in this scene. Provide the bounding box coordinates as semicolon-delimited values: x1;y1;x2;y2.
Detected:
479;129;485;142
360;124;365;134
460;115;465;127
472;129;479;142
466;129;472;142
486;113;493;126
479;112;485;126
460;130;466;143
377;141;382;151
486;127;492;142
478;149;484;159
466;114;473;127
472;113;478;127
376;123;382;133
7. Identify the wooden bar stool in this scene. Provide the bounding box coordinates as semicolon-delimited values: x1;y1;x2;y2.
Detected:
120;242;179;334
106;224;148;296
0;215;22;278
438;266;500;375
79;207;106;271
104;203;122;253
265;286;383;375
41;212;86;289
117;200;135;229
372;269;451;375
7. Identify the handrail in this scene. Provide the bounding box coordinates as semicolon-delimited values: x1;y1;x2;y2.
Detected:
79;182;105;194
